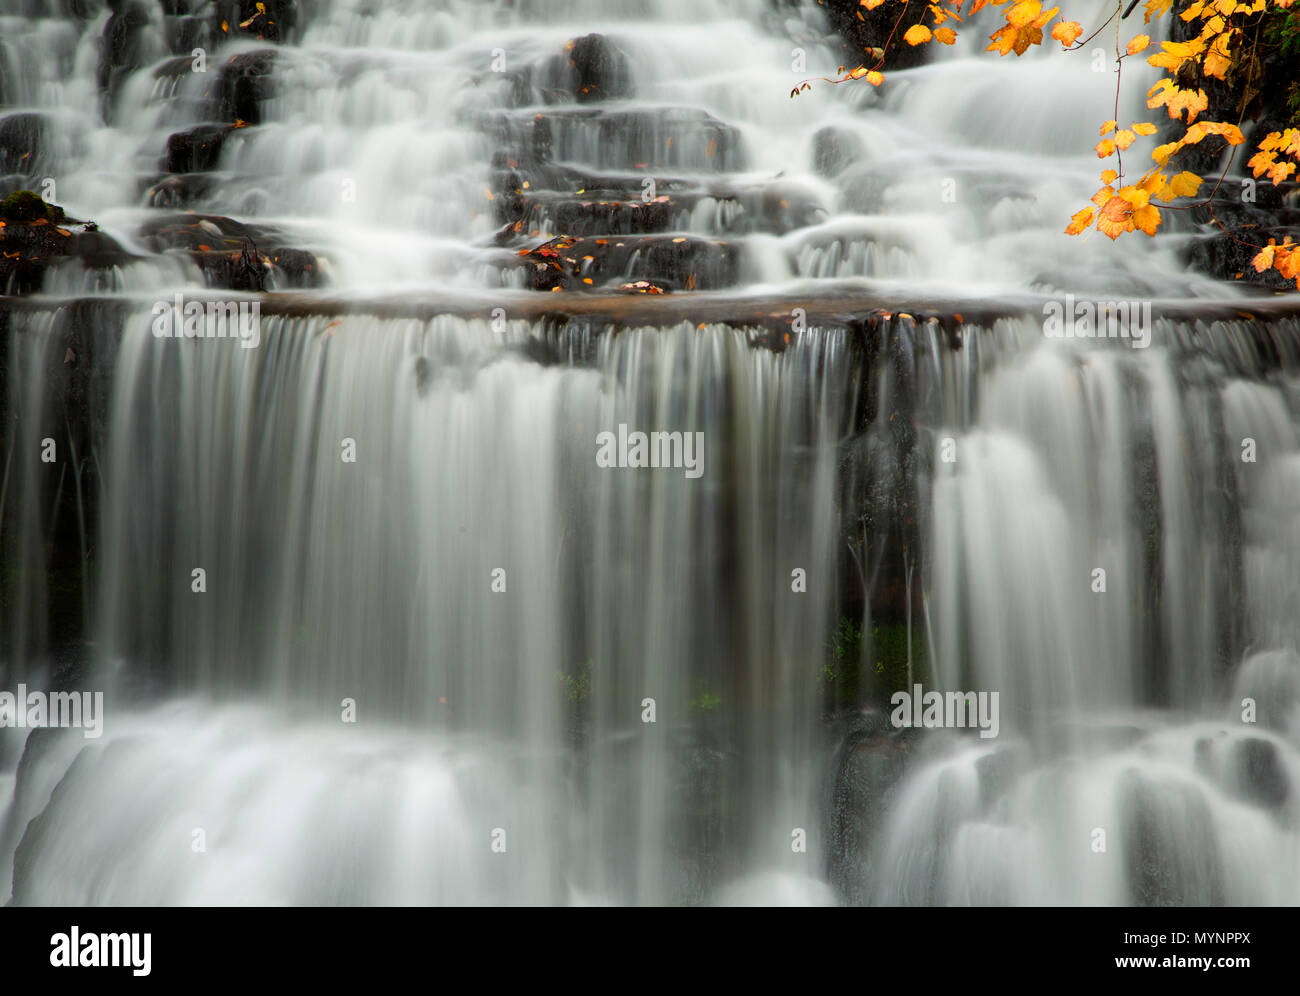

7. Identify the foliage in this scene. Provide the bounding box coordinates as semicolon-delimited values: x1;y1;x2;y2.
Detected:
557;661;592;702
798;0;1300;290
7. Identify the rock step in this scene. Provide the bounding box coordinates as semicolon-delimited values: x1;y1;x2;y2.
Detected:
499;233;740;292
478;107;747;173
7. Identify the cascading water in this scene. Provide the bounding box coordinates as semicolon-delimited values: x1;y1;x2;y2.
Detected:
1;0;1299;906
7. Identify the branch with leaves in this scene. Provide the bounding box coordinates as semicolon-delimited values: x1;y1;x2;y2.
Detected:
802;0;1300;289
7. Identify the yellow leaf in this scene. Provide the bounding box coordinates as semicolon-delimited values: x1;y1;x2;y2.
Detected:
903;24;933;45
1132;203;1161;236
1051;20;1083;46
1166;171;1202;198
1097;195;1133;240
933;27;958;45
1127;35;1151;55
865;71;884;86
1252;246;1275;273
1114;129;1136;151
1152;141;1179;165
1096;138;1117;158
1007;1;1043;28
1101;120;1118;136
1144;0;1173;21
1065;207;1095;235
1101;169;1119;184
1132;122;1158;136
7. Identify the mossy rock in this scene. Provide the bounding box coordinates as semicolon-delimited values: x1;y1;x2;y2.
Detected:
0;190;50;222
0;190;64;224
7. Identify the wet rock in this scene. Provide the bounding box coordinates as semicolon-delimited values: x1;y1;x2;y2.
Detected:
1229;737;1290;809
143;173;217;208
819;0;931;72
1185;190;1300;291
486;107;745;172
546;33;631;104
812;125;864;179
208;50;277;125
213;0;300;44
823;709;920;904
0;193;122;295
164;124;233;173
97;0;152;116
509;233;739;292
163;13;212;57
134;213;323;290
1120;770;1224;906
0;113;48;178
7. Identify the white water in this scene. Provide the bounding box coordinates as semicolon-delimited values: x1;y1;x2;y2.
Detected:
2;0;1299;906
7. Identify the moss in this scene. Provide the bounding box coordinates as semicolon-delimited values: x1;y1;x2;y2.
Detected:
557;661;591;703
687;687;721;712
821;615;929;711
0;190;52;222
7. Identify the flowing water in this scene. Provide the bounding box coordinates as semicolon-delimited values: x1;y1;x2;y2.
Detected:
1;0;1299;905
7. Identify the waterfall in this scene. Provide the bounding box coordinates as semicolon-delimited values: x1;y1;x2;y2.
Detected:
2;0;1299;906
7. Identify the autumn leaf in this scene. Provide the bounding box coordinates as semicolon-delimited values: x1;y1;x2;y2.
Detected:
1132;204;1161;235
1097;195;1132;240
1164;171;1202;198
1252;245;1275;273
1101;169;1118;184
1065;207;1095;235
933;27;958;45
1127;35;1151;55
904;25;933;45
1051;20;1083;47
1144;0;1173;22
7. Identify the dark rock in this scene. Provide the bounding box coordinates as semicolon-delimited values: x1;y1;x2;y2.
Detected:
0;194;123;295
97;0;152;117
818;0;932;72
823;709;920;904
213;0;300;44
485;107;746;172
0;113;48;178
508;233;739;292
545;33;631;104
163;124;233;173
209;50;277;125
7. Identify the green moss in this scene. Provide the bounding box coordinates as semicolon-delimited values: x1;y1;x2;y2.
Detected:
821;614;928;710
0;190;51;222
557;661;591;703
687;687;720;712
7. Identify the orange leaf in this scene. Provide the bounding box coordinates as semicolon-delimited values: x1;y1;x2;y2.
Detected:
1065;207;1095;235
1051;20;1083;46
1127;35;1150;55
904;24;933;45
